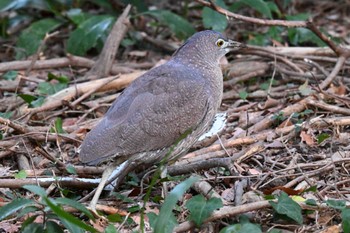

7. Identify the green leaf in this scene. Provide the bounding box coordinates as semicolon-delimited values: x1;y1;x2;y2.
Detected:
202;0;228;32
342;209;350;233
144;10;195;39
0;111;13;119
21;215;39;230
298;80;313;96
220;215;262;233
2;70;18;80
23;185;47;197
30;96;46;108
45;221;64;233
66;165;77;175
326;199;346;210
37;81;68;95
148;212;177;233
269;192;303;224
104;224;117;233
231;0;272;19
16;18;62;59
18;94;37;104
65;8;92;25
67;15;114;56
55;197;95;220
44;197;97;233
50;117;66;134
14;170;27;179
153;176;199;233
107;213;123;223
305;199;317;206
288;28;326;47
0;198;34;220
18;206;40;218
186;195;223;227
239;90;248;100
47;72;69;84
22;222;44;233
0;0;51;12
317;133;330;144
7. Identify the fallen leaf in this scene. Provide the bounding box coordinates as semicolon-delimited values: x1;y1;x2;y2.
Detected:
300;131;315;146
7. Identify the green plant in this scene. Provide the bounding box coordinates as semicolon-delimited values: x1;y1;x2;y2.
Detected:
0;185;98;232
18;72;69;108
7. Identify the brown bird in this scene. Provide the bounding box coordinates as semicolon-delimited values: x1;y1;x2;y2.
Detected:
79;30;244;211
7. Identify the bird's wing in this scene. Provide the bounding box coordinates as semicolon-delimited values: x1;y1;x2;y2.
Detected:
79;63;212;164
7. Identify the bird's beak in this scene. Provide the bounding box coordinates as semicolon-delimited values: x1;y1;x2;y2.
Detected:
227;40;246;50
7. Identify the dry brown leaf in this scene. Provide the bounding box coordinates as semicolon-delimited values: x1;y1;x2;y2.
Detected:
221;188;235;202
278;118;293;128
300;131;315;146
263;186;303;195
319;225;341;233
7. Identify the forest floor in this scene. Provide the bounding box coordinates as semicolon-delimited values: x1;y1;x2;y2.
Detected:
0;1;350;233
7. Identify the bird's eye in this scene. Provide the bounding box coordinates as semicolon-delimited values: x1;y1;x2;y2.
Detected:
216;39;225;47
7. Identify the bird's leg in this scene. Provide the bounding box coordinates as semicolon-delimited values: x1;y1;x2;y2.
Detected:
89;165;115;213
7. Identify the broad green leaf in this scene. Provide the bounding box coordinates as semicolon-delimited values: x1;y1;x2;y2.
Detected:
21;215;38;230
144;10;195;39
0;198;34;220
16;18;62;59
55;197;95;220
231;0;272;19
269;192;303;224
23;185;47;197
66;165;77;175
104;224;117;233
18;94;37;104
326;199;346;210
0;0;29;11
18;206;40;218
45;221;64;233
342;209;350;233
220;215;262;233
37;82;68;95
30;96;46;108
14;170;27;179
50;117;66;134
67;15;114;56
239;90;248;100
65;9;92;25
44;197;97;233
107;213;123;223
122;0;148;12
299;80;313;96
305;199;317;206
317;133;330;144
202;0;228;32
186;195;223;227
2;71;18;80
153;176;199;233
0;111;13;119
288;28;326;47
47;73;69;84
22;222;44;233
148;212;177;233
87;0;114;12
0;0;51;11
59;218;84;233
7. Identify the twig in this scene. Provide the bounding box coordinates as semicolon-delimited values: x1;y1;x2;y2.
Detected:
84;4;131;79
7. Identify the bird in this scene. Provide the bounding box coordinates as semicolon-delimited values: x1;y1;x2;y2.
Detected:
79;30;245;212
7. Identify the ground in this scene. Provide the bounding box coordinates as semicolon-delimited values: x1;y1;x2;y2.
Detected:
0;1;349;233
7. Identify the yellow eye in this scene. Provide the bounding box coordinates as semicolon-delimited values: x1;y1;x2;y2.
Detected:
216;39;224;47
